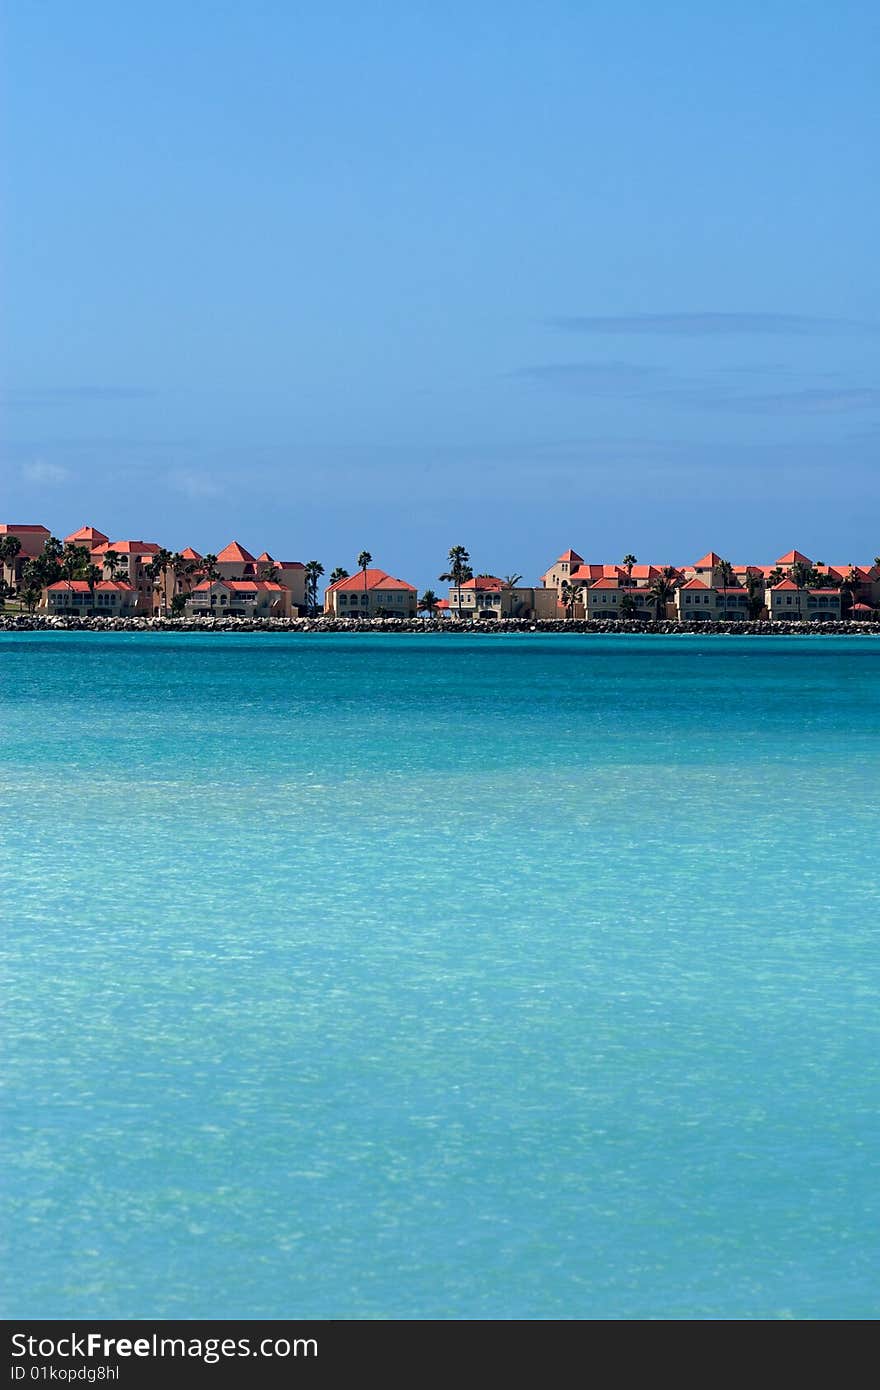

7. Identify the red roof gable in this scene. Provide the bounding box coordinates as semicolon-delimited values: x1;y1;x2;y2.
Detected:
97;539;160;555
590;577;621;589
771;578;800;590
64;525;109;547
693;552;724;568
179;546;202;561
556;548;583;564
46;580;133;592
328;568;416;593
681;578;709;590
777;550;811;566
462;575;502;590
216;540;257;563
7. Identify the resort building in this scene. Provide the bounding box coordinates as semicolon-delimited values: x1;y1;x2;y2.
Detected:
184;578;291;618
0;524;51;589
584;579;659;621
446;576;557;620
64;524;109;552
675;581;752;621
324;568;418;618
92;540;161;614
541;549;584;594
43;580;136;615
766;580;842;622
257;553;307;612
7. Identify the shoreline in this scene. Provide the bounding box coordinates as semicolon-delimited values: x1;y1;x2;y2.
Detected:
2;614;879;636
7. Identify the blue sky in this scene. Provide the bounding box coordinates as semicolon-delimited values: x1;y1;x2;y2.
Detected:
3;1;878;586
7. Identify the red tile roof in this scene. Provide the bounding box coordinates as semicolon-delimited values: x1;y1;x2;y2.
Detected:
216;540;257;563
46;580;132;592
777;549;811;565
693;552;724;568
681;578;710;590
0;524;50;534
192;579;285;593
771;579;800;590
589;577;621;590
179;546;202;561
64;525;109;546
570;564;625;582
462;575;503;590
327;568;416;593
93;539;160;555
556;549;583;563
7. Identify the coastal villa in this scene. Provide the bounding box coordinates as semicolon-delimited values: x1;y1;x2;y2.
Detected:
184;578;291;619
0;524;51;588
92;539;161;614
44;580;136;615
64;524;109;551
215;541;307;613
447;575;557;620
539;545;879;622
765;579;842;622
675;580;751;621
540;549;584;594
583;578;660;621
324;568;418;618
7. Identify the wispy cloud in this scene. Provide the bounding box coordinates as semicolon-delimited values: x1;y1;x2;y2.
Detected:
168;469;225;500
549;313;878;337
2;386;156;404
21;460;71;485
511;361;659;393
705;387;880;414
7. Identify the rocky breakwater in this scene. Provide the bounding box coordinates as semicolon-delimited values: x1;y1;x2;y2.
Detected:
2;614;879;636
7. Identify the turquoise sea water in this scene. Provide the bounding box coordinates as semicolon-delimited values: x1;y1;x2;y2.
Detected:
2;632;879;1320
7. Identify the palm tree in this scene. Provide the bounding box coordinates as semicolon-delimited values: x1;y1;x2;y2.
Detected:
439;545;472;619
647;575;675;621
145;547;173;614
559;580;582;620
304;560;324;615
104;549;120;581
789;560;812;589
714;559;735;618
622;554;637;583
0;535;22;588
260;562;280;583
745;570;765;619
419;589;439;618
840;567;861;617
201;554;219;582
170;551;197;600
330;567;349;584
502;574;522;589
59;542;88;607
86;564;102;609
20;560;43;612
357;550;372;597
619;591;637;620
